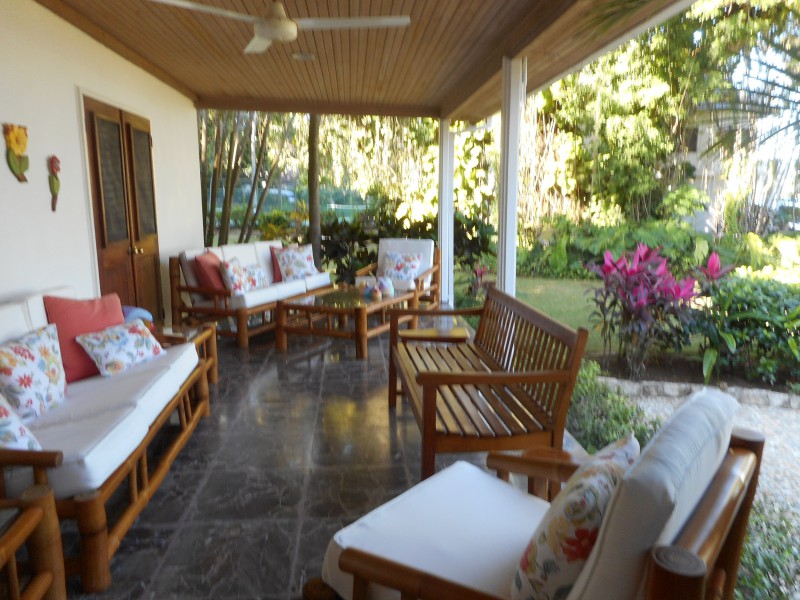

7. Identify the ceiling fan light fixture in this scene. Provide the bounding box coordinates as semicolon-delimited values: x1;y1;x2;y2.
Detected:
254;17;297;43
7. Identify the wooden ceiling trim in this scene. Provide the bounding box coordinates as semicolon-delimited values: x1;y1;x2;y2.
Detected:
439;0;578;119
196;95;439;118
416;0;501;105
36;0;197;101
386;1;453;106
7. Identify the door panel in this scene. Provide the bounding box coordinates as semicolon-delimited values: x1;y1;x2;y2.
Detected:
84;97;162;319
125;114;162;317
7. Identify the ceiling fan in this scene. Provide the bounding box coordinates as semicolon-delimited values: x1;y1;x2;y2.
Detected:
147;0;411;54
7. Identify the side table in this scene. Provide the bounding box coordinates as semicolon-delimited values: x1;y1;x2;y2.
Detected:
153;323;219;385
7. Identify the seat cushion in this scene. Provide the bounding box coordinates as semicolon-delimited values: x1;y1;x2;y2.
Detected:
569;388;739;600
229;279;306;309
21;404;150;498
322;461;550;600
304;271;331;291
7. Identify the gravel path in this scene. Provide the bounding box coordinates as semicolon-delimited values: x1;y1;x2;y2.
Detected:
600;378;800;515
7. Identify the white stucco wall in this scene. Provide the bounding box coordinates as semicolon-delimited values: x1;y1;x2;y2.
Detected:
0;0;203;318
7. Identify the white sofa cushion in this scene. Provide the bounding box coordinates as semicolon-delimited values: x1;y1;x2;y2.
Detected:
322;461;550;600
229;279;307;309
220;243;259;266
24;404;150;498
569;388;739;600
31;342;199;429
0;304;31;343
304;271;331;291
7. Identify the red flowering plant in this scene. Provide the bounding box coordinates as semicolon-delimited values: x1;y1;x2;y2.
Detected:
586;244;697;379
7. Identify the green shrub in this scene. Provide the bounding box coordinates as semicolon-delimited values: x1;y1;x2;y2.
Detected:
735;499;800;600
691;270;800;385
566;361;660;452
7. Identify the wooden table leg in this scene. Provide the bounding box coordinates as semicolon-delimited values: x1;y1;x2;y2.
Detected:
276;302;287;351
355;306;368;359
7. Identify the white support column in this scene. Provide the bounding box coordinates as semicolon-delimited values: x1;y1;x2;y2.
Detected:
438;118;455;306
497;56;526;295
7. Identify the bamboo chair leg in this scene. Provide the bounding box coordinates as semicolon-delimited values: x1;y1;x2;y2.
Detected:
20;485;66;600
74;491;110;593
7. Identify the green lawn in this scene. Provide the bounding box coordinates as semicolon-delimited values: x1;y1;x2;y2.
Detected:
515;277;604;355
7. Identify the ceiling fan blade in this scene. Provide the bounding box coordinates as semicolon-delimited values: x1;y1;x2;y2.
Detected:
295;15;411;31
244;35;273;54
147;0;257;23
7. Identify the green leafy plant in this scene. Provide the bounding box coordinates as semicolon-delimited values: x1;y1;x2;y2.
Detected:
735;498;800;600
567;360;660;452
691;268;800;385
320;215;376;283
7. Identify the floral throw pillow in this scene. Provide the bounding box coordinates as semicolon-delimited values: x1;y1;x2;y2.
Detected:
0;392;42;450
244;263;269;289
76;319;164;377
381;252;422;282
0;324;66;422
275;244;318;281
511;434;640;600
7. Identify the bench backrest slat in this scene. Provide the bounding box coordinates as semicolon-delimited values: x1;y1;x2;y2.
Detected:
474;287;588;430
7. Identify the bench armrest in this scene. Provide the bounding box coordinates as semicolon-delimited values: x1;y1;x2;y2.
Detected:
486;448;585;484
416;369;571;386
413;263;439;289
339;548;502;600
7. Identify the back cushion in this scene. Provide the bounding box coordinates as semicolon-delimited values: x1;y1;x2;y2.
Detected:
568;388;739;600
44;294;125;383
194;251;226;291
378;238;434;288
0;304;31;344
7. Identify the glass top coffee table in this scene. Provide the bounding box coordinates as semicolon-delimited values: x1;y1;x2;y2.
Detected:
275;284;418;359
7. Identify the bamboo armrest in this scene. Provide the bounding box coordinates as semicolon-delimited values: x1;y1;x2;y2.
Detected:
388;306;484;319
414;264;439;287
0;449;63;468
339;548;502;600
355;262;377;276
0;505;44;566
486;448;585;483
416;369;571;386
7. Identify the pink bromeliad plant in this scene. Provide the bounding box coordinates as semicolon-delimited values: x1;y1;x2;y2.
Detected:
586;244;697;380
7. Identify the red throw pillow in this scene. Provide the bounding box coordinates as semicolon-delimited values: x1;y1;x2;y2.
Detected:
193;251;226;291
270;246;283;283
43;294;125;383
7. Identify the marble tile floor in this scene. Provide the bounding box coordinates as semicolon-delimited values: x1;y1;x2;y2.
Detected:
68;332;482;600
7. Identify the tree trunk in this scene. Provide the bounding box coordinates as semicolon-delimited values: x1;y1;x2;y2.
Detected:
308;113;322;268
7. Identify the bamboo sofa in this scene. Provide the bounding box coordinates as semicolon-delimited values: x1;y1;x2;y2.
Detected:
0;288;210;593
311;388;763;600
389;286;588;480
170;241;332;349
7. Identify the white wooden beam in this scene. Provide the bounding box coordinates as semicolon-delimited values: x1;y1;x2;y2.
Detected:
438;118;455;306
497;56;526;294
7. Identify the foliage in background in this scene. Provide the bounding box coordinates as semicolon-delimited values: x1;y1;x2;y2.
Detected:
567;361;660;452
735;498;800;600
586;244;697;379
691;268;800;385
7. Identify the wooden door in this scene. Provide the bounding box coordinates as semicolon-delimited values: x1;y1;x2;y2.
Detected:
84;97;163;319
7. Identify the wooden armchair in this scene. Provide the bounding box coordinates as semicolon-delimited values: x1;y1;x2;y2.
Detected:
0;450;66;600
355;238;441;309
305;389;763;600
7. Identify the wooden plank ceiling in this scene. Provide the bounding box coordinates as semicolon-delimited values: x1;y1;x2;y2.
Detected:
35;0;693;121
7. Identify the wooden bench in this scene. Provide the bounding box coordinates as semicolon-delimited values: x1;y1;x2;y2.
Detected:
389;286;588;480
